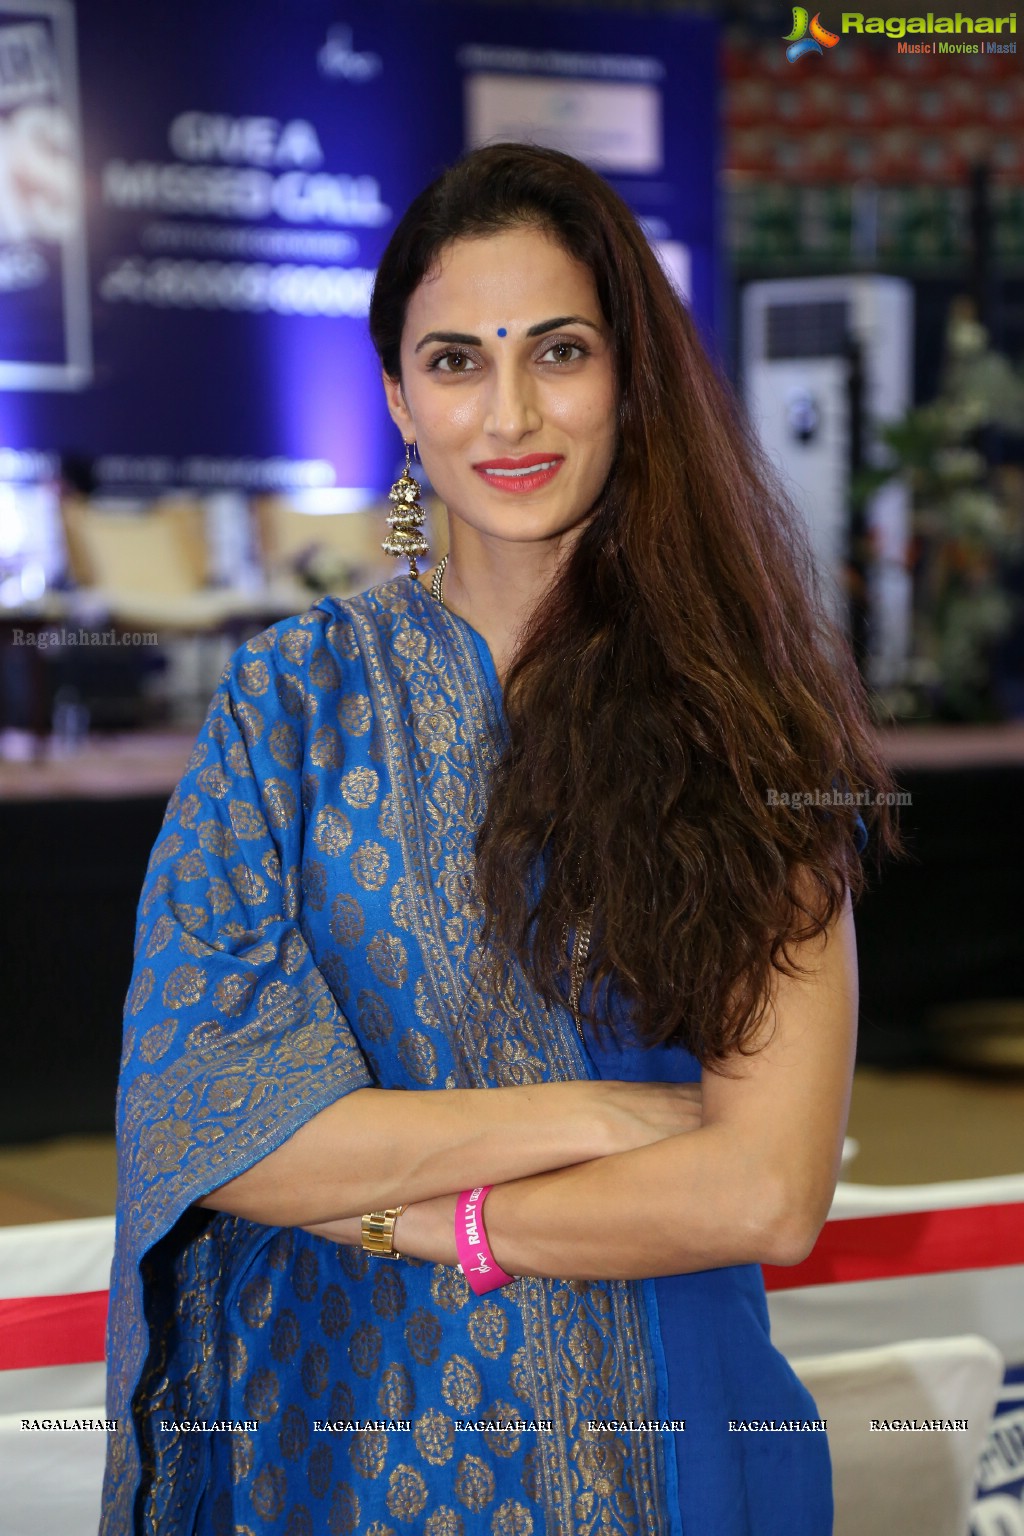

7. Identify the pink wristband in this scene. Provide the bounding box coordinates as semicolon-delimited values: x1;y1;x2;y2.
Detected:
454;1186;517;1294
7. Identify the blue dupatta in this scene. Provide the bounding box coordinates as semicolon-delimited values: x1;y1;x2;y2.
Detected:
101;577;676;1535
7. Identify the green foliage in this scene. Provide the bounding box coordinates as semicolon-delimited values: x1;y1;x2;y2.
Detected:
863;310;1024;721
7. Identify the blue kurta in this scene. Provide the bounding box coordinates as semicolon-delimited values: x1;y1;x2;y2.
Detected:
102;575;835;1534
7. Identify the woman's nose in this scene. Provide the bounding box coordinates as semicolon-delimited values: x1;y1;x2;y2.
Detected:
482;360;542;442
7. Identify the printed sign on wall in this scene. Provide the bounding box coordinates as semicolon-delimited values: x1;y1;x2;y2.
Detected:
0;0;89;388
0;0;719;495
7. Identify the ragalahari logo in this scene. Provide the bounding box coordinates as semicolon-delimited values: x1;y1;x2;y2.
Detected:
784;8;841;61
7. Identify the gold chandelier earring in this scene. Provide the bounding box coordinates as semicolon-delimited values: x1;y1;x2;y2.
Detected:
382;439;429;579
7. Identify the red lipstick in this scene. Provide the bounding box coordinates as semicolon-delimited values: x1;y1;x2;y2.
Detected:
472;454;564;494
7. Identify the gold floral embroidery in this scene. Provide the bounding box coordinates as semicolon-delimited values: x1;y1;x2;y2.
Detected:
310;725;343;767
351;840;390;891
149;830;184;866
228;862;268;905
138;1020;177;1064
414;1408;456;1466
264;777;297;828
270;1309;300;1363
278;1404;308;1457
127;966;155;1014
431;1265;470;1314
196;764;231;798
235;701;264;746
467;1300;509;1359
178;792;201;828
405;1308;442;1366
228;1332;248;1383
231;1430;255;1484
366;931;408;989
279;627;312;666
378;1363;415;1418
330;1486;362;1536
386;1464;429;1521
320;1282;351;1338
243;1367;280;1419
371;1265;407;1321
349;1321;383;1379
492;1499;535;1535
213;972;256;1016
389;875;414;931
350;1429;388;1480
313;804;353;855
144;913;175;957
229;800;265;840
482;1402;527;1459
424;1510;464;1536
454;1453;496;1513
357;988;393;1042
338;692;372;735
440;1354;482;1413
396;1027;438;1084
309;647;340;691
239;659;269;697
300;1342;331;1396
330;894;365;947
268;722;300;769
238;1276;273;1329
341;765;380;808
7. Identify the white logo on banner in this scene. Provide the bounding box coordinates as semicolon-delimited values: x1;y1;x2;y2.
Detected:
317;25;382;83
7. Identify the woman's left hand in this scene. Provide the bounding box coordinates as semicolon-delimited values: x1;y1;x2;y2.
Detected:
303;1193;460;1267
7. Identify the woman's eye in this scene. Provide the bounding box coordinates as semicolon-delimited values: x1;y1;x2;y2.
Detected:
430;349;477;373
541;340;586;365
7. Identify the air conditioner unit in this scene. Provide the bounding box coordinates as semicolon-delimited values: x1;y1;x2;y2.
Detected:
741;275;913;689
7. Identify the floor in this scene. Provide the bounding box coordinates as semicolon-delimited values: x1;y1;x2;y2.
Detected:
0;1066;1021;1227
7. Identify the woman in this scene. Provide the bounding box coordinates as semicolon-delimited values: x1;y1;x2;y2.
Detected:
102;144;896;1535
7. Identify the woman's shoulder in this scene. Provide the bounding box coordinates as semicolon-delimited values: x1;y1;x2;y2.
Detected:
221;576;424;690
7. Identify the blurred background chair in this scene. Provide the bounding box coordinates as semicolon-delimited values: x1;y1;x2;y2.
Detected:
792;1335;1005;1536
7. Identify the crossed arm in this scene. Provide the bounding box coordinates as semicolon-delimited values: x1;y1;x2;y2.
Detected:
199;887;858;1280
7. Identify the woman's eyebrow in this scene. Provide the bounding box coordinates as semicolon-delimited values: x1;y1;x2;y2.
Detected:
413;316;602;353
414;330;480;353
524;315;601;337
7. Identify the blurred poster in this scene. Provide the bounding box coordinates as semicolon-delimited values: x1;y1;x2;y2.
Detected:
0;0;717;492
0;0;90;388
465;74;663;173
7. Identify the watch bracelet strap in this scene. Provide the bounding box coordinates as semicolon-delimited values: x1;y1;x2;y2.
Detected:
361;1205;406;1259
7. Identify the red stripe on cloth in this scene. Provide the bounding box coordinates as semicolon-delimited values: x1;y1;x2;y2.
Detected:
1;1204;1022;1367
0;1290;108;1369
763;1201;1024;1291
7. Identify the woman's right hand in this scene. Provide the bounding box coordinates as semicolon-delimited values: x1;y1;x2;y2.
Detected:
554;1078;704;1161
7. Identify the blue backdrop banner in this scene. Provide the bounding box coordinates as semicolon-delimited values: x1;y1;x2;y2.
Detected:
0;0;719;495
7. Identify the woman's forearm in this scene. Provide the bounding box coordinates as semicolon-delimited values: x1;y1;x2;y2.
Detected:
197;1079;695;1227
480;1124;811;1276
343;1123;820;1280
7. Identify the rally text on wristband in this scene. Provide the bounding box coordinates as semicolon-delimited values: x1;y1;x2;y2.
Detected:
455;1185;517;1294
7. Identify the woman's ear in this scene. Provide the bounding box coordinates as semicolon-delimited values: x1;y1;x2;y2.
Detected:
382;371;414;439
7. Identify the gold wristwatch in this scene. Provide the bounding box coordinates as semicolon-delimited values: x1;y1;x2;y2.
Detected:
360;1205;406;1259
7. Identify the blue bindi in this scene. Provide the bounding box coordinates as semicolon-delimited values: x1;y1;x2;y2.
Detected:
496;327;507;337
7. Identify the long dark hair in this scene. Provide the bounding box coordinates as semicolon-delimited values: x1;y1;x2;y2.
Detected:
369;143;900;1063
